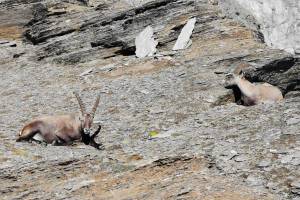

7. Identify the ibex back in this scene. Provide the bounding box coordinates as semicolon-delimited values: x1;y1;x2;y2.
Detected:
16;92;103;149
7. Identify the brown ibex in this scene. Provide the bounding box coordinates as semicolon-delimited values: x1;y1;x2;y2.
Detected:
16;92;103;149
225;64;283;106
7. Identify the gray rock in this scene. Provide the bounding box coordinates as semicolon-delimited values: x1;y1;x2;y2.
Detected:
79;68;94;77
291;158;300;166
291;180;300;195
234;155;248;162
246;175;265;186
70;179;96;192
286;117;300;126
257;159;271;168
281;155;294;164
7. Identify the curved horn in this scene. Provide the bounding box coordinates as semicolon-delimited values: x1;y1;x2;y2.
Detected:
73;92;86;115
91;94;100;119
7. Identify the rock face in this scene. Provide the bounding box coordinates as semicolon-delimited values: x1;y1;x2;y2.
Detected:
0;0;299;199
23;0;202;63
219;0;300;55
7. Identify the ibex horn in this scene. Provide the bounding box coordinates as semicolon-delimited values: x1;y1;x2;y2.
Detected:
91;94;100;119
73;91;86;115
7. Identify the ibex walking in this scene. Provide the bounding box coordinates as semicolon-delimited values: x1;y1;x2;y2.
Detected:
225;64;283;106
16;92;103;149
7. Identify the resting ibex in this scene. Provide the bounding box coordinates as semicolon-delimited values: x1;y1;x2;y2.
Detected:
225;64;283;106
16;92;103;149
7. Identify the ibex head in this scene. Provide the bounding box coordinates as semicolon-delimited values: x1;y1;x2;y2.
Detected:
73;92;100;137
224;63;249;87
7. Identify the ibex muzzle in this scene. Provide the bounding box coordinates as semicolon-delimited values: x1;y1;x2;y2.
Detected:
16;92;103;149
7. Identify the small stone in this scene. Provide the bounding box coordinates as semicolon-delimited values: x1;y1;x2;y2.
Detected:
286;118;300;125
103;157;109;163
234;155;248;162
266;181;278;190
257;159;271;168
99;64;116;72
139;90;149;94
246;175;264;186
230;150;238;155
270;149;278;153
291;180;300;189
227;139;235;143
281;155;293;164
208;0;218;5
71;180;95;192
291;158;300;166
291;180;300;195
293;151;300;158
79;68;94;76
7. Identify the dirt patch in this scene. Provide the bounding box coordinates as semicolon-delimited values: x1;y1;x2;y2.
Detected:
99;58;175;78
48;3;89;13
0;26;23;40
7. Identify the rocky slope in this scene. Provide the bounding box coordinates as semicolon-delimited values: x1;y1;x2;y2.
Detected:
0;0;299;199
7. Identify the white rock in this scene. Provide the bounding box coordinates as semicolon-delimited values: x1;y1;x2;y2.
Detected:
281;155;293;164
234;155;248;162
135;26;158;58
79;68;94;76
292;158;300;166
220;0;300;55
257;159;271;167
291;180;300;189
246;175;264;186
71;180;95;191
286;117;300;125
173;18;196;50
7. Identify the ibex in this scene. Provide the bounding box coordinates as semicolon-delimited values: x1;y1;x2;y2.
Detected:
16;92;103;149
225;64;283;106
